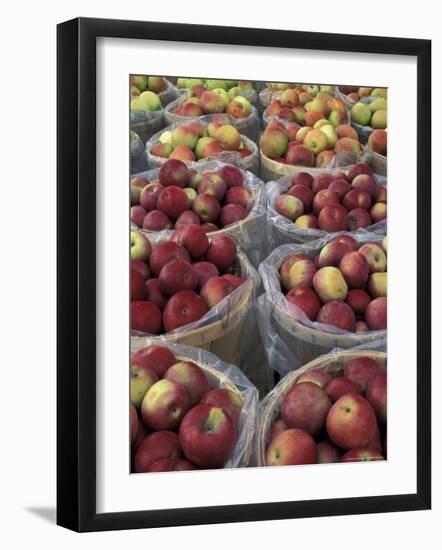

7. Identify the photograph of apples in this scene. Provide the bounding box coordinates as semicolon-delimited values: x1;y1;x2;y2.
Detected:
130;76;387;473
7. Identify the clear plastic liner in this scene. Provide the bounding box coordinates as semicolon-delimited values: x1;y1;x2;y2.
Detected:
131;161;267;266
157;79;179;107
265;169;387;247
130;109;164;145
130;132;149;174
146;119;260;175
130;341;259;468
256;232;387;375
350;96;387;144
163;91;261;142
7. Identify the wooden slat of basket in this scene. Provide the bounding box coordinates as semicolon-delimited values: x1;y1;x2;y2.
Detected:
257;349;387;466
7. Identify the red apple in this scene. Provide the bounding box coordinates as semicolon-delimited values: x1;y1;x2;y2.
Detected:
218;165;243;188
130;404;139;443
143;210;173;231
286;287;321;321
141;379;190;431
140;182;163;211
339;251;369;289
365;297;387;330
316;301;355;332
130;259;150;280
282;382;332;436
352;174;378;199
200;276;235;308
266;428;317;466
175;210;201;227
192;194;221;223
149;241;191;277
270;419;288;441
192;261;220;288
325;376;362;403
317;239;353;268
348;208;373;230
206;235;237;272
131;301;162;333
312;173;334;194
347;162;373;182
297;369;332;389
316;439;341;463
171;224;210;259
343;188;372;211
220;204;248;226
131;205;147;227
179;404;237;468
292;172;313;188
225;186;251;209
131;269;146;301
144;278;168;311
340;448;384;462
148;458;196;472
312;189;341;215
159;159;190;188
131;345;176;378
158;259;198;296
164;361;210;406
366;372;387;424
200;388;243;424
163;290;208;332
287;185;314;211
344;356;384;392
134;430;182;473
345;289;371;315
318;204;349;232
157;186;191;220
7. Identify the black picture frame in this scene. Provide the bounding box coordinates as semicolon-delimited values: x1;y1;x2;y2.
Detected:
57;17;431;532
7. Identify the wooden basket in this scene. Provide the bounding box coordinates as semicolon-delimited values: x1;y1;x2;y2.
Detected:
368;150;387;176
132;251;256;366
257;349;387;466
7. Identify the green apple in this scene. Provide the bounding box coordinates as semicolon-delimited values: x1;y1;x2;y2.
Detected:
212;88;229;107
351;103;372;126
130;364;158;408
130;230;152;261
320;124;338;147
159;130;173;144
371;88;387;98
139;91;161;111
131;97;148;112
204;79;228;90
369;97;387;113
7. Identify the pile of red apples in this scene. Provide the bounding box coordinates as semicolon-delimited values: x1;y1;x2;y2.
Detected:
273;162;387;232
266;356;387;465
131;159;253;232
131;228;246;334
131;345;244;471
149;120;253;163
279;234;387;333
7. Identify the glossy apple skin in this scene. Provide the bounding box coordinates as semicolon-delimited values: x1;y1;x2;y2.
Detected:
282;382;332;436
171;224;209;259
131;345;177;377
316;301;355;332
130;363;159;408
159;159;190;188
162;290;208;332
313;267;348;302
164;361;210;406
200;388;243;424
131;269;146;301
345;289;371;315
286;287;321;321
365;297;387;330
143;210;173;231
339;251;369;289
179;404;237;469
326;393;378;450
206;235;237;272
134;430;182;473
344;357;384;393
266;429;317;466
149;241;191;277
218;165;243;188
145;278;168;311
158;259;198;296
318;204;349;232
130;301;162;334
141;379;190;431
366;372;387;424
200;276;235;309
157;186;191;221
325;376;362;403
192;261;220;288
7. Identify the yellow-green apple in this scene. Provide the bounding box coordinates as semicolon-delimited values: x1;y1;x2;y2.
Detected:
335;124;359;140
328;109;348;127
275;194;304;220
192;261;220;288
145;278;168;311
303;129;329;155
225;186;251;209
131;345;177;377
358;243;387;272
295;214;319;229
326;393;378;449
325;376;362;403
266;99;282;116
369;97;387;112
339;251;369;288
365;297;387;330
327;97;346;111
366;372;387;424
316;300;355;331
194;137;214;160
157;186;190;220
131;205;147;228
134;430;182;473
341;448;384;462
141;379;190;431
345;288;371;315
266;428;317;466
163;290;208;332
218;165;243;188
130;405;138;443
130;97;148;112
370;202;387;222
352;174;378;199
282;382;331;436
270;419;288;441
130;362;159;408
171;126;198;149
296;126;312;142
200;276;235;308
159;130;173;144
280;88;299;107
315;150;336;168
348;162;373;182
367;272;387;298
292;172;314;188
179;404;237;468
131;269;146;301
371;88;387;98
316;439;341;463
182;189;198;205
286;287;321;321
260;128;288;158
212;88;229;107
319;124;338;147
131;75;148;91
225;99;249;119
358;87;373;98
371;109;387;129
148;458;195;472
169;146;195;161
298;91;311;105
286;144;315;166
348;208;372;230
149;241;191;276
215;125;241;150
171;224;210;258
343;188;372;211
158;259;198;296
351;103;372;126
318;204;349;232
201;388;243;424
143;210;173;231
368;129;387;155
131;230;152;261
344;356;384;392
159;159;190;188
279;254;309;291
164;361;209;406
328;179;352;199
192;194;221;223
139;91;161;111
308;97;327;113
151;142;173;158
297;369;332;389
207;120;223;138
130;301;162;333
131;176;148;205
206;235;237;271
382;236;387;253
220;204;247;226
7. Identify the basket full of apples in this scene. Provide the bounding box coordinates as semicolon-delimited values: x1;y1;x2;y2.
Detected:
130;159;266;266
350;93;388;144
130;228;259;365
130;88;165;144
146;119;259;174
259;119;365;183
131;74;179;108
256;348;387;467
164;88;260;141
335;85;388;109
266;162;387;246
131;342;259;471
257;233;387;368
175;78;258;106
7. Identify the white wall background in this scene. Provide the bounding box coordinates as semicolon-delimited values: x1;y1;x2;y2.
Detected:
0;1;439;548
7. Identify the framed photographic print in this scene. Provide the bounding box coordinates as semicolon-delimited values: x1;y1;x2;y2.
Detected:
57;17;431;532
